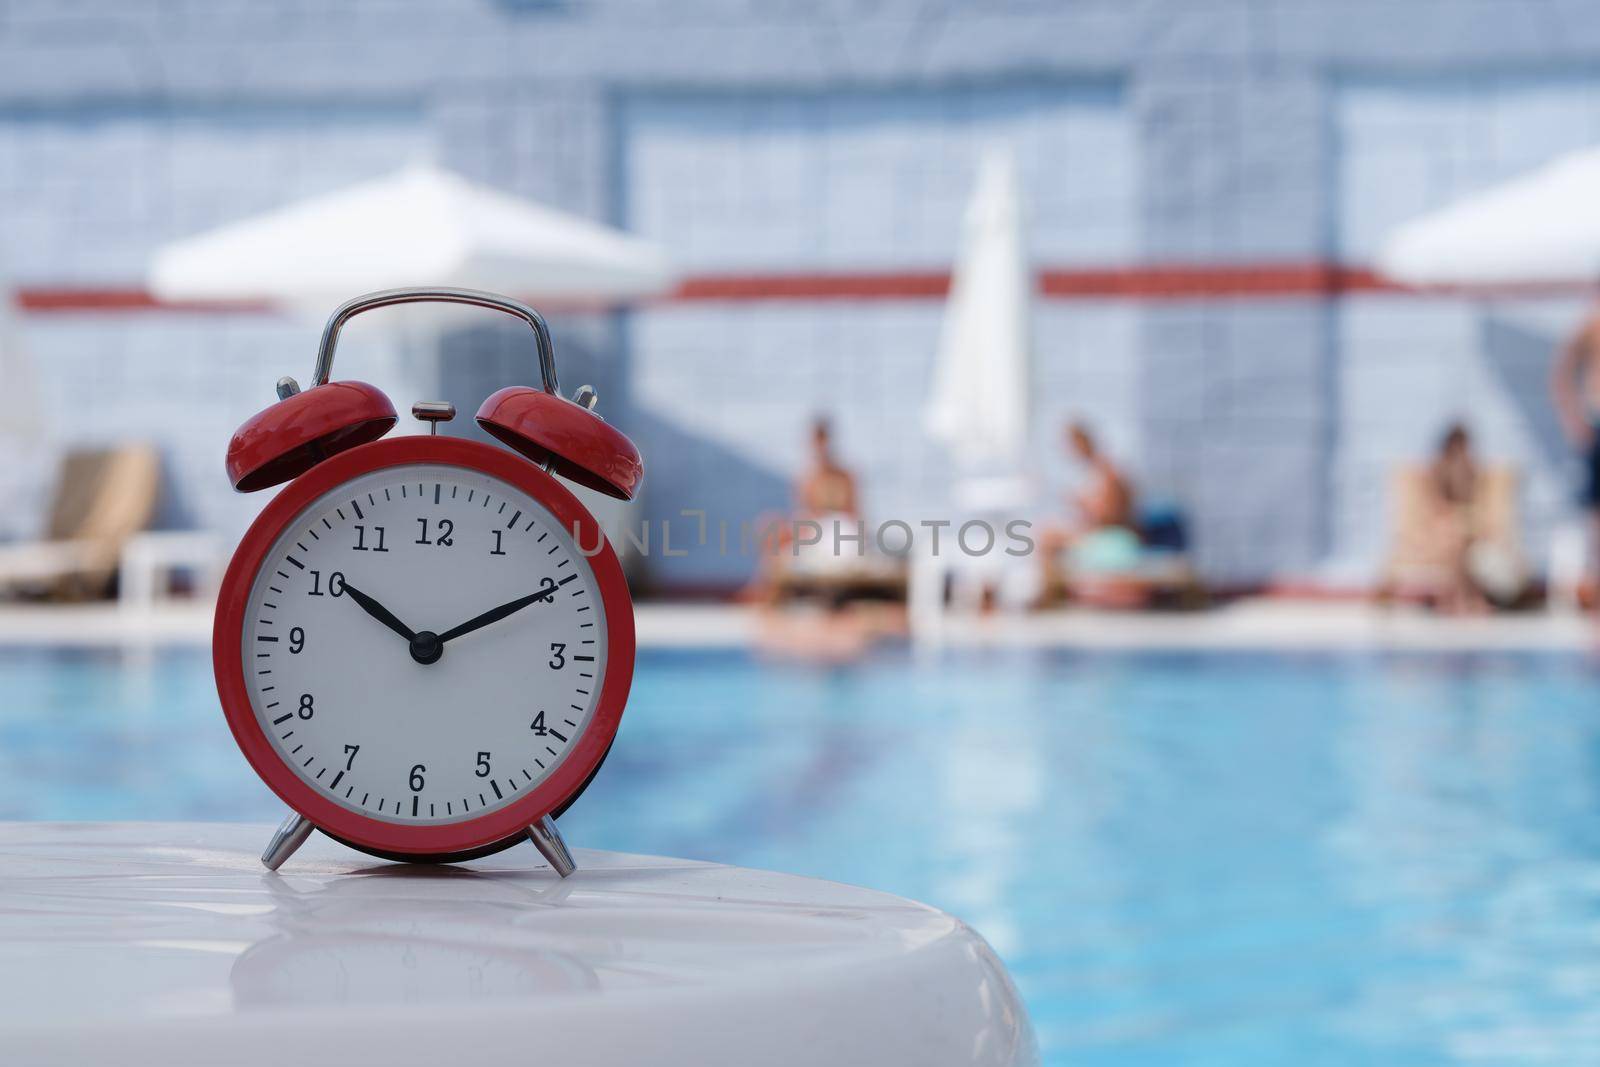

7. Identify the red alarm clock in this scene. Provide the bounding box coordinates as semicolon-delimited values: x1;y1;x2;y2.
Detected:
213;288;641;875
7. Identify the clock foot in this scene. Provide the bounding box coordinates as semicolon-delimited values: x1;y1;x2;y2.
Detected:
528;814;576;877
261;812;314;871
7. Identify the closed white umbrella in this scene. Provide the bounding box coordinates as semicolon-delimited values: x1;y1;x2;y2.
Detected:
913;148;1037;636
1377;146;1600;285
149;163;674;305
925;147;1032;473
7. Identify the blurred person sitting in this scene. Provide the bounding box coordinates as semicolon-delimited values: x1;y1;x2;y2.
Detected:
747;417;903;625
1039;421;1142;606
796;416;859;521
1380;422;1525;613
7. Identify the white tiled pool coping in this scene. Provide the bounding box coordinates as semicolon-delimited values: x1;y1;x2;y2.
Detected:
0;600;1595;652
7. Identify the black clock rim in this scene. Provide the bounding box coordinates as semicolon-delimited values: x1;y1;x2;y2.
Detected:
317;738;615;865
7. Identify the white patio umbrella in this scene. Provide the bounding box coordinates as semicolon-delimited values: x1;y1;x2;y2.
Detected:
149;163;674;305
924;147;1033;475
914;148;1036;633
1377;146;1600;285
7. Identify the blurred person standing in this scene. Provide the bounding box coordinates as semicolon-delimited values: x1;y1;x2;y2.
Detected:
1550;311;1600;605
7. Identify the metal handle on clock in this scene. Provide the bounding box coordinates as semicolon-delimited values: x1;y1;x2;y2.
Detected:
311;287;561;396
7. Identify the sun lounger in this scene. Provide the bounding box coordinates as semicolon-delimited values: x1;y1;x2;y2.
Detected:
0;444;160;600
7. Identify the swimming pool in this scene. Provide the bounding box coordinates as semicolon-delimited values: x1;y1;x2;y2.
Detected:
3;645;1599;1064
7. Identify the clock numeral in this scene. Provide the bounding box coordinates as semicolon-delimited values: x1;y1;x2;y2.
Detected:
307;570;345;597
352;524;388;552
415;518;454;547
288;626;305;655
490;529;507;556
343;744;359;770
409;764;427;792
475;751;492;778
298;693;315;720
531;711;548;736
549;643;566;670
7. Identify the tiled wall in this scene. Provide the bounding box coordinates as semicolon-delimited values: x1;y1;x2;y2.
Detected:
620;84;1139;586
4;1;1600;586
0;105;433;540
1333;75;1600;577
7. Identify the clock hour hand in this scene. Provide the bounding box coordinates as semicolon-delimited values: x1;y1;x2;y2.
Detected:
338;579;418;643
437;579;559;645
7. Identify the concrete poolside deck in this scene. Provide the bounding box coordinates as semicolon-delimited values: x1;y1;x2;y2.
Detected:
0;599;1594;653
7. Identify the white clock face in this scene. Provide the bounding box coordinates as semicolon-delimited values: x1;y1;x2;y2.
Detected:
241;462;608;826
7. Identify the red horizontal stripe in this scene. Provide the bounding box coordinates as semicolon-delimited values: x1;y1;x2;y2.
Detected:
14;263;1597;313
15;288;269;313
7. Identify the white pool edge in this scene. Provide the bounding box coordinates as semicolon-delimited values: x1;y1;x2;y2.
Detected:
0;599;1595;653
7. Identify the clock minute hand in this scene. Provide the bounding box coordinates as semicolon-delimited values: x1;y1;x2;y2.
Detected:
437;583;558;645
338;580;418;643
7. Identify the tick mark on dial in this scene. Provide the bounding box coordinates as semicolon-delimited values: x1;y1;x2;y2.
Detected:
490;780;503;800
351;500;363;520
507;510;521;529
433;484;440;506
335;508;345;521
549;729;568;743
272;713;292;725
331;770;344;790
285;556;304;570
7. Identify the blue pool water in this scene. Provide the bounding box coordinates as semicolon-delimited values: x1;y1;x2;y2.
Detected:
4;646;1600;1064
